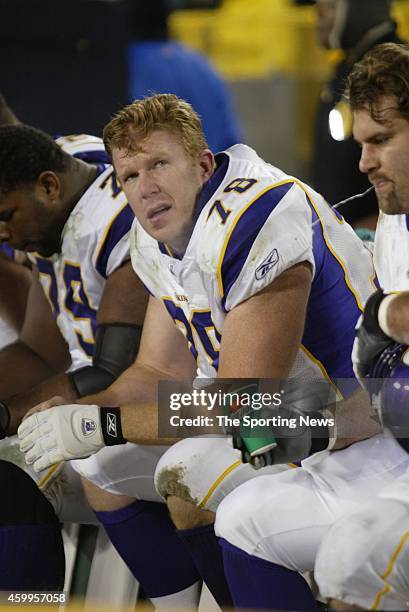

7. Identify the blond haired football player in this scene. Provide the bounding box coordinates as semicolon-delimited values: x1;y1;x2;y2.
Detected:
18;94;408;609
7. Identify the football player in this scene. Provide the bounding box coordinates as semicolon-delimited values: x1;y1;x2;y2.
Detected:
0;127;201;605
315;43;409;611
18;94;409;609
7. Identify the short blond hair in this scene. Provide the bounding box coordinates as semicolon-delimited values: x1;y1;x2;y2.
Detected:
103;93;208;158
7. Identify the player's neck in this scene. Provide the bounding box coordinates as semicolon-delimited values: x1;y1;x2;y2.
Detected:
168;229;193;258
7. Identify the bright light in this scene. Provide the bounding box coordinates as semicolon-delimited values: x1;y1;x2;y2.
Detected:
329;108;346;141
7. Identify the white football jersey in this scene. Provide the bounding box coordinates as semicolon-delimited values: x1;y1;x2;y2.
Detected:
55;134;110;165
374;211;409;290
131;144;376;393
28;135;134;370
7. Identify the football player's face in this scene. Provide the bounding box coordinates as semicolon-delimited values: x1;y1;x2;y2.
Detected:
113;130;214;252
353;96;409;215
0;183;62;256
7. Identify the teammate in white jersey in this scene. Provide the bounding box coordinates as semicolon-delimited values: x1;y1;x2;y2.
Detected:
315;43;409;611
0;127;150;436
0;126;202;604
17;94;409;609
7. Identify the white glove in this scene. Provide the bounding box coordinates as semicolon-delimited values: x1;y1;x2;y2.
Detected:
18;404;104;472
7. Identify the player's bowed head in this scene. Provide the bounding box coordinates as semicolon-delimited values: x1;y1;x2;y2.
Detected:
0;125;97;256
103;94;215;253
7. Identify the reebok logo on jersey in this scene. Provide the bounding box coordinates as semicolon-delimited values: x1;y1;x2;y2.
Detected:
107;413;118;438
82;418;97;436
255;249;279;280
176;294;189;303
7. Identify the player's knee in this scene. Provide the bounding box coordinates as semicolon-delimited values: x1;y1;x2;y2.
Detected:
154;437;244;511
154;440;218;527
81;476;135;512
0;460;58;525
167;495;215;530
154;439;210;505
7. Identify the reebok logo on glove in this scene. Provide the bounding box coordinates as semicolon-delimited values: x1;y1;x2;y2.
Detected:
107;412;118;438
101;407;127;446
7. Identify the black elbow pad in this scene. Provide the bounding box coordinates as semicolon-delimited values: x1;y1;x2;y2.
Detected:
69;323;142;397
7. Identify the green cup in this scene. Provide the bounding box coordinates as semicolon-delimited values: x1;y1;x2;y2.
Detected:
241;434;277;457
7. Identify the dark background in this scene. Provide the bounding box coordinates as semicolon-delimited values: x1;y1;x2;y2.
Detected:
0;0;221;135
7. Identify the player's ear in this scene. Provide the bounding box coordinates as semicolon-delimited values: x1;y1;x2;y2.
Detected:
198;149;215;183
37;171;61;201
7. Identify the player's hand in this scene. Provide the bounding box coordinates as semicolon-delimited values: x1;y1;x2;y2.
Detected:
23;396;71;420
352;290;393;389
228;380;336;468
18;404;104;472
231;406;314;469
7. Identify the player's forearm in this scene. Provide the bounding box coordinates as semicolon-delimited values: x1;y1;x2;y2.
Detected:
120;403;178;445
0;341;63;402
329;388;382;450
7;372;78;433
79;361;187;444
79;359;178;406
